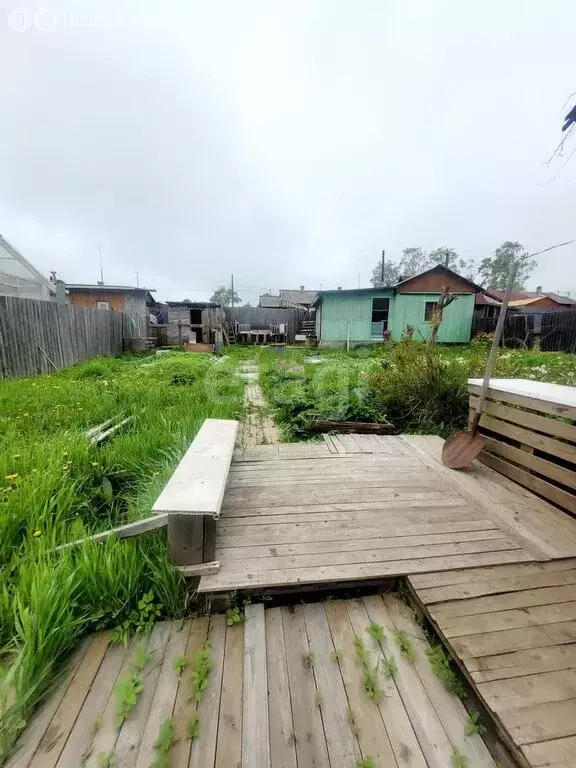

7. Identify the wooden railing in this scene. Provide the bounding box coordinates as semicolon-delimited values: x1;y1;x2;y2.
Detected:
468;378;576;515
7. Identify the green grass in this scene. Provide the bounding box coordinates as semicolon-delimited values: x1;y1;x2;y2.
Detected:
0;351;244;760
367;621;385;643
190;641;213;703
353;636;382;703
393;630;416;663
426;645;465;698
151;717;174;768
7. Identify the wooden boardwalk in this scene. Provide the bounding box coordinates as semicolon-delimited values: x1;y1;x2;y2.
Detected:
410;559;576;768
9;595;498;768
199;435;576;594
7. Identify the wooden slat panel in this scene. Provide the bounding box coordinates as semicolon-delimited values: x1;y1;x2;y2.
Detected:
451;621;576;659
441;601;576;638
523;735;576;766
431;584;576;619
479;413;576;465
479;668;576;709
410;560;576;590
469;644;576;682
242;606;270;768
470;396;576;443
468;384;576;420
499;699;576;745
482;436;576;492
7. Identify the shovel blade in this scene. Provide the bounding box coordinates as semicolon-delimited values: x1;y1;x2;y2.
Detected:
441;431;486;469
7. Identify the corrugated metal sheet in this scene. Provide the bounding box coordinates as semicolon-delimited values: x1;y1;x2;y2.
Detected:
389;293;474;342
318;290;395;343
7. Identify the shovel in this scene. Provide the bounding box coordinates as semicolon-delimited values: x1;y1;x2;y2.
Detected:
441;261;519;469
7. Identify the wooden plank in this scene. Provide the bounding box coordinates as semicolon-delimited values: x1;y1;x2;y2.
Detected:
115;622;173;768
470;396;576;443
222;497;468;519
441;601;576;638
361;596;455;768
343;599;426;768
383;595;496;767
478;668;576;710
480;452;576;516
450;622;576;659
29;633;110;768
55;513;169;550
499;698;576;745
215;539;523;575
226;472;440;488
188;615;227;768
281;605;330;768
56;642;127;767
134;621;190;768
5;640;90;768
177;561;220;577
323;433;339;453
303;602;361;767
415;569;576;604
153;419;239;517
171;618;210;768
265;608;297;768
430;584;576;619
242;605;270;768
218;529;509;561
482;436;576;492
200;550;533;592
167;515;204;567
469;644;576;682
215;622;244;768
84;636;149;768
468;383;576;420
523;735;576;766
480;413;576;465
409;560;576;590
324;601;404;768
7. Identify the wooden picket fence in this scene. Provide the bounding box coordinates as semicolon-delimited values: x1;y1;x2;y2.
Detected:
0;296;130;379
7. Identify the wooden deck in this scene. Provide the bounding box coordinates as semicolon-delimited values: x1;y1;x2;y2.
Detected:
198;435;576;594
410;559;576;768
9;595;499;768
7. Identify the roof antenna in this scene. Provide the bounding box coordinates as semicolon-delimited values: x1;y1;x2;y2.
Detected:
98;244;104;285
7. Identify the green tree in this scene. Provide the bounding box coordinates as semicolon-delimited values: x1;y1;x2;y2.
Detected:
398;247;428;277
478;242;536;290
370;260;400;286
210;285;242;307
427;247;477;279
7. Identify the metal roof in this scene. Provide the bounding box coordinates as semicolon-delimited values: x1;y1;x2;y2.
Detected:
65;284;156;293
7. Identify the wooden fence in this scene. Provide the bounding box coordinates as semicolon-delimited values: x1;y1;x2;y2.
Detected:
473;308;576;352
225;306;305;342
469;381;576;516
0;296;129;379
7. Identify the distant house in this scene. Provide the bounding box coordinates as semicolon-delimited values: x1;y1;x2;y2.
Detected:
0;234;56;301
314;265;481;346
475;288;576;318
65;284;156;337
259;286;318;309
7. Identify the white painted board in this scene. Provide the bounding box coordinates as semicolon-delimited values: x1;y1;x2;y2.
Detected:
152;418;238;517
468;378;576;409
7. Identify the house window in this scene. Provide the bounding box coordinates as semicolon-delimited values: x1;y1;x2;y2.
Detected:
371;298;389;327
190;308;202;324
96;301;109;310
424;301;436;321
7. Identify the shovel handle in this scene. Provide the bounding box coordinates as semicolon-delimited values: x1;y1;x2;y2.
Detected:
472;261;519;436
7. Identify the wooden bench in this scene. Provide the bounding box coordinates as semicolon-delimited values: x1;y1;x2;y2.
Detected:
153;418;238;566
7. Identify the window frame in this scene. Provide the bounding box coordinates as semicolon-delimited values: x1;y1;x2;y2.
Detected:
371;297;390;330
424;301;436;322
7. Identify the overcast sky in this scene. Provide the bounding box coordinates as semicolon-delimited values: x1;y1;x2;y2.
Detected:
1;1;575;303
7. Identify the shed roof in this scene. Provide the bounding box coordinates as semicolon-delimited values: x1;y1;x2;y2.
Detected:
65;283;155;293
394;264;482;293
0;234;56;294
279;288;318;305
166;300;220;308
482;289;576;305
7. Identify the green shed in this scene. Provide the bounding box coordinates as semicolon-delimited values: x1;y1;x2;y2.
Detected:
314;265;480;346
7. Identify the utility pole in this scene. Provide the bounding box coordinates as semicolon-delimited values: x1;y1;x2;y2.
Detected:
357;274;361;288
380;250;385;285
135;271;140;288
230;273;235;310
98;244;104;284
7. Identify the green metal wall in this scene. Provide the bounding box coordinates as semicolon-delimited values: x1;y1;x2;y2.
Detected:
389;293;475;343
318;290;394;344
318;290;474;345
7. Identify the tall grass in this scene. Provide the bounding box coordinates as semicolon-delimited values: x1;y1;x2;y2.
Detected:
0;352;243;759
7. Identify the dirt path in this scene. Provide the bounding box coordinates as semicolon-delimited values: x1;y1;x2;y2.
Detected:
236;362;280;447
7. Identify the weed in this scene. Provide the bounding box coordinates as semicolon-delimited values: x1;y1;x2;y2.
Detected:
347;708;359;736
393;580;410;602
187;713;200;741
393;630;416;663
357;758;376;768
114;671;144;727
133;645;149;671
97;751;116;768
225;606;244;626
367;622;385;643
92;717;102;733
450;746;469;768
381;656;398;679
190;641;213;703
151;717;174;768
314;691;323;708
331;649;342;663
302;651;314;671
464;711;486;737
426;646;465;698
354;636;382;703
112;591;161;646
173;655;188;678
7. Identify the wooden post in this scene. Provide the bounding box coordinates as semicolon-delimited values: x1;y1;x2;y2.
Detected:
167;515;204;567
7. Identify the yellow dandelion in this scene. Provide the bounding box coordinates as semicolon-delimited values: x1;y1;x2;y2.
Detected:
4;473;18;481
91;462;99;467
33;529;42;538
